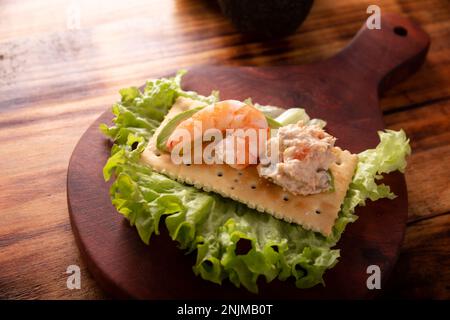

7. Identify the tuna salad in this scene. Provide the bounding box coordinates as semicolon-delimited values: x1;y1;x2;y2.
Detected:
257;121;337;195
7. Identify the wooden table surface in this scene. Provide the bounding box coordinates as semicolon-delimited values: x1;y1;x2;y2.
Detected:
0;0;449;299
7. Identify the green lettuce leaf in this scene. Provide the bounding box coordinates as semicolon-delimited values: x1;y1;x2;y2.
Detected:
101;71;410;293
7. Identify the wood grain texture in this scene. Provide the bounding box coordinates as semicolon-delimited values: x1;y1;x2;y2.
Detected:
0;0;449;299
385;213;450;298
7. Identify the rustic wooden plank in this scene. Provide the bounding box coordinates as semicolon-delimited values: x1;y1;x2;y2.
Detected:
385;213;450;299
1;0;448;113
0;101;109;299
0;209;105;299
384;100;450;220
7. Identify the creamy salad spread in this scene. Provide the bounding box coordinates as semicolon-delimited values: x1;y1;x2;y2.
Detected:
258;121;337;196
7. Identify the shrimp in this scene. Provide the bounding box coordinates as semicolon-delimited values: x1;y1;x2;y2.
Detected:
166;100;268;169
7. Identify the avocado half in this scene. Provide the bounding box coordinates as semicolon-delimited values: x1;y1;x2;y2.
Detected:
217;0;314;39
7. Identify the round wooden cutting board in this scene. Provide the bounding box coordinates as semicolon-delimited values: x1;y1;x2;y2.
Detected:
67;14;429;299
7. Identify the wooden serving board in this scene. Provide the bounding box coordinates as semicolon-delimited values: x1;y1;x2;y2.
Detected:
67;13;429;299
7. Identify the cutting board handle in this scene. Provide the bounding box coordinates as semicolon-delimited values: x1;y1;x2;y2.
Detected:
330;13;430;93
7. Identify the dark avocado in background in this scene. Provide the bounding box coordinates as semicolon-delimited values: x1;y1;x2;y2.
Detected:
217;0;314;39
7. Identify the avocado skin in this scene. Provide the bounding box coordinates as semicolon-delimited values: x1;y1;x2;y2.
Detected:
217;0;314;39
